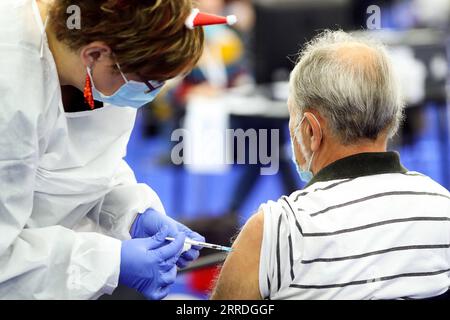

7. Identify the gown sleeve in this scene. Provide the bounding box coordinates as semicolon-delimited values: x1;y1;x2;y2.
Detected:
74;159;167;240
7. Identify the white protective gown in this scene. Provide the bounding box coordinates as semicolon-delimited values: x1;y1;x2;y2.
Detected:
0;0;165;299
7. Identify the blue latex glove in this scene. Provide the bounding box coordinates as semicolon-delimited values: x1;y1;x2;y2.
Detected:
131;209;205;269
119;225;186;300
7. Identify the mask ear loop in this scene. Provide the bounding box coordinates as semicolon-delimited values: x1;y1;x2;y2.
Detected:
309;113;323;142
115;63;129;83
293;115;307;169
305;113;323;174
294;115;306;145
295;113;323;174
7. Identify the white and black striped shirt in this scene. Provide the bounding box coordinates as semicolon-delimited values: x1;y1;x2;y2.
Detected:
259;152;450;300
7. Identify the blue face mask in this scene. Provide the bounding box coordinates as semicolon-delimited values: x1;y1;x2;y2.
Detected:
292;150;315;183
291;115;321;183
291;140;315;183
297;154;314;183
87;64;164;109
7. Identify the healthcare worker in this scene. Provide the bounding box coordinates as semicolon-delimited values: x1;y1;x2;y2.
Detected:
0;0;235;300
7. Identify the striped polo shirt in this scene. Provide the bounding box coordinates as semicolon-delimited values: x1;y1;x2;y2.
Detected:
259;152;450;300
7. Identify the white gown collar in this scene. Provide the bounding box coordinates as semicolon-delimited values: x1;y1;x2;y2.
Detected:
31;0;49;58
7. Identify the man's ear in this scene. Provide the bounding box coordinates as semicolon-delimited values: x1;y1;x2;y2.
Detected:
304;112;323;153
79;42;112;67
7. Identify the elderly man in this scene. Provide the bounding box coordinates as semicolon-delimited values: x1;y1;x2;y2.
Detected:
211;30;450;300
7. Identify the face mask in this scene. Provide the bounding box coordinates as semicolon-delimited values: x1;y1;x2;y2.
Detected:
291;114;321;183
293;145;314;183
86;64;164;109
291;145;313;183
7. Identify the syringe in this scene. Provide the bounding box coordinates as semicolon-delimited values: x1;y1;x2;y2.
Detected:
165;237;233;252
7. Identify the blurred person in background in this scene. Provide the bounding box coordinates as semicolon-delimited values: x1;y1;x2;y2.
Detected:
173;0;250;103
141;0;249;148
140;0;254;139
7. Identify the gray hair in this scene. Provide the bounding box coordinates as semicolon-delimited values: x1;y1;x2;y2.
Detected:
290;30;405;144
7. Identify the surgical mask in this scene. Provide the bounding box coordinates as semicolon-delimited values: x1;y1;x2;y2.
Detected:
291;114;322;183
86;64;164;109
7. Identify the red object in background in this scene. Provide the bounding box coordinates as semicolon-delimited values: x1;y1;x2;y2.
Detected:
187;266;222;295
185;9;237;29
193;12;231;27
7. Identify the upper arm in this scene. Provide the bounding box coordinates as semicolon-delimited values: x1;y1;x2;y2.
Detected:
210;210;264;300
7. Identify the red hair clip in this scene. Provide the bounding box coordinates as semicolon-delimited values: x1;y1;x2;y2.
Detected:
185;9;237;29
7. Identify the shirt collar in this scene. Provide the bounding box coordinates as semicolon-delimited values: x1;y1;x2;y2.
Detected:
305;152;408;188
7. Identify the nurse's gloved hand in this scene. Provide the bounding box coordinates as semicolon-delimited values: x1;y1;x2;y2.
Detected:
119;226;186;300
130;209;178;239
173;221;205;269
131;209;205;269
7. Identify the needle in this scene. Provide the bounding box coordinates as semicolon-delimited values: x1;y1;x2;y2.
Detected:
165;237;233;252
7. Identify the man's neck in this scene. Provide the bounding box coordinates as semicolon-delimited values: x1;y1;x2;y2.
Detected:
313;136;388;175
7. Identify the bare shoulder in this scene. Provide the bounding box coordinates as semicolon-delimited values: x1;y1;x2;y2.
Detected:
210;211;264;300
238;210;264;243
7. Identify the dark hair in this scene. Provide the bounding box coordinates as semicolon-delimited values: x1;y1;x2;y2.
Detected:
50;0;205;81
